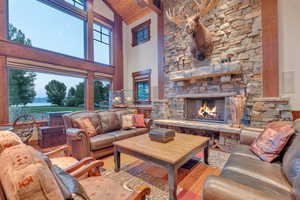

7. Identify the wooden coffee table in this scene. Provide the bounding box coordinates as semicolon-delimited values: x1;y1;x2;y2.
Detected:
114;133;209;200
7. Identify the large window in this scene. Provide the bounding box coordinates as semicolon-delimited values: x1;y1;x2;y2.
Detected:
8;68;86;122
93;23;112;65
8;0;85;58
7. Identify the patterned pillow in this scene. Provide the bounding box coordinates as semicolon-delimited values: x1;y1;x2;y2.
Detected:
134;114;146;128
122;114;135;130
0;131;23;153
74;117;97;137
251;121;294;162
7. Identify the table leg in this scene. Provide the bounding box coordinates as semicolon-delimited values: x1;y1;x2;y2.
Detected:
168;165;177;200
114;147;121;172
204;142;209;165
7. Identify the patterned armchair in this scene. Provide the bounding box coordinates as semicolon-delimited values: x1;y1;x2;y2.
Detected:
0;131;151;200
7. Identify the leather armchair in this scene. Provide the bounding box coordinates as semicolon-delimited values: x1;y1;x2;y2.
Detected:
203;125;300;200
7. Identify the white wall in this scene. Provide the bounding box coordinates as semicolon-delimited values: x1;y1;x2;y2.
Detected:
279;0;300;109
93;0;114;21
123;12;159;101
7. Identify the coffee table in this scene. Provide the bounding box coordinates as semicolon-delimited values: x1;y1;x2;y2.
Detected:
114;133;209;200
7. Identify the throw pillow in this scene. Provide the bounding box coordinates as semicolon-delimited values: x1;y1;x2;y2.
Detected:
122;114;135;130
250;121;294;162
74;117;97;137
134;114;146;128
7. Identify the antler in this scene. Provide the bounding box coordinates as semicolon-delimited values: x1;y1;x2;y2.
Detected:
166;6;187;26
193;0;220;17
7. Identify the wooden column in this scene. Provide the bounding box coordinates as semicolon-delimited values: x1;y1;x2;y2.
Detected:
112;13;124;91
0;0;7;40
262;0;279;97
86;0;94;61
157;3;165;99
86;71;94;111
0;56;8;124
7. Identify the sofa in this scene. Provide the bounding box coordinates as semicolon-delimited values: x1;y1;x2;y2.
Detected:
63;109;152;160
203;122;300;200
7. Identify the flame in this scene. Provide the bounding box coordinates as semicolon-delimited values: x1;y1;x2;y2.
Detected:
198;103;217;119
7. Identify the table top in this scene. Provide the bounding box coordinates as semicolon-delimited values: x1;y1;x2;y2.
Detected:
114;133;209;164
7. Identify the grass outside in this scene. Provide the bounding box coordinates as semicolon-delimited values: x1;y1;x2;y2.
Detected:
9;106;109;121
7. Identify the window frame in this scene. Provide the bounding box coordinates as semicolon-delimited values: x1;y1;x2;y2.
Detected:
93;22;113;65
132;69;151;104
131;19;151;47
8;0;88;59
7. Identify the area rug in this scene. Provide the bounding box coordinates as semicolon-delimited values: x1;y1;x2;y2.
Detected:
103;149;229;200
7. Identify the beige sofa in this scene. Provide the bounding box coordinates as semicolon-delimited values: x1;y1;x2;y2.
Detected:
63;109;152;160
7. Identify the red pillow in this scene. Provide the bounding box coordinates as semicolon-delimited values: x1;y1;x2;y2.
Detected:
250;121;294;162
134;114;146;128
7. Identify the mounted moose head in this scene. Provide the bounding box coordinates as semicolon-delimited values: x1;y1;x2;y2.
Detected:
166;0;220;61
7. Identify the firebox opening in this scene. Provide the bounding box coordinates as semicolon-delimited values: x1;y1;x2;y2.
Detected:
185;97;225;123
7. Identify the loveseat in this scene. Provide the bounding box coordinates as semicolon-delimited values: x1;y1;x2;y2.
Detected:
203;121;300;200
63;109;152;160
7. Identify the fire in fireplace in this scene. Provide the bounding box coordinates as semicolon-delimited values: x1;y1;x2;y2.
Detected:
185;97;226;122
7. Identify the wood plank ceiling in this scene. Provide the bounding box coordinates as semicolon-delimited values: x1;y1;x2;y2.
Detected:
104;0;153;24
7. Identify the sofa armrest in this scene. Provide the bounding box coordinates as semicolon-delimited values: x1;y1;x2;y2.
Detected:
240;128;263;145
203;176;282;200
144;118;153;130
66;128;91;160
66;128;88;141
128;186;151;200
45;145;72;158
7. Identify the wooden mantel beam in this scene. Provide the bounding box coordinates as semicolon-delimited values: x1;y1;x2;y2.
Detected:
262;0;279;97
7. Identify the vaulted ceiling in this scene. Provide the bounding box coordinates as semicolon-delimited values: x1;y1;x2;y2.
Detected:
104;0;161;24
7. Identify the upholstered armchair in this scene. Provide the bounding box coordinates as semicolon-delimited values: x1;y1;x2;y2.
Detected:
0;131;151;200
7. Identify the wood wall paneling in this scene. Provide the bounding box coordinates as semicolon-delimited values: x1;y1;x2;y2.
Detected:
0;56;8;124
262;0;279;97
0;0;7;40
87;0;94;61
157;2;164;99
86;71;94;111
112;13;124;91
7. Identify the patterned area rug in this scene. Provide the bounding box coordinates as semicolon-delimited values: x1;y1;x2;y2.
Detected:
103;149;230;200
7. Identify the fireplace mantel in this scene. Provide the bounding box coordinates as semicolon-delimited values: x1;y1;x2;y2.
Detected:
176;92;237;99
169;62;241;82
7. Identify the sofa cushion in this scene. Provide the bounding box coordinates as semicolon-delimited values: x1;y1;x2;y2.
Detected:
250;121;294;162
283;135;300;185
109;130;137;141
121;114;135;130
223;154;292;192
70;112;102;135
98;111;121;133
90;134;115;150
220;170;294;200
0;131;22;153
0;144;64;200
133;128;148;136
231;144;261;160
115;110;134;122
134;114;146;128
74;117;97;137
293;119;300;133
